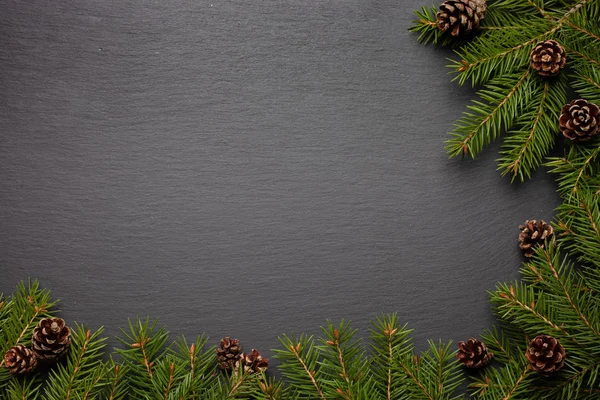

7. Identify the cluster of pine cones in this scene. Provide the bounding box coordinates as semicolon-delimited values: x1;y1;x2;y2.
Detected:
457;335;565;375
216;337;268;374
435;0;600;143
458;218;564;375
3;317;71;375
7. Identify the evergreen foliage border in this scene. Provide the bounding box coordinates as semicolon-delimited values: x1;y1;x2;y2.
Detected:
1;0;600;398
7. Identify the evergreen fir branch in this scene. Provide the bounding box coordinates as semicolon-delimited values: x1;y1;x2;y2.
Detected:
221;366;262;399
0;280;56;371
411;0;599;177
42;325;108;400
498;74;567;181
546;140;600;199
274;334;326;400
571;66;600;104
115;318;171;398
554;188;600;269
5;377;42;400
409;5;455;46
482;3;541;29
370;314;414;400
396;340;463;400
450;0;592;86
491;282;572;340
469;359;534;399
479;325;525;365
105;360;128;400
446;71;535;158
171;336;218;399
448;22;550;87
531;361;600;399
256;376;294;400
523;244;600;344
144;358;190;400
319;320;372;399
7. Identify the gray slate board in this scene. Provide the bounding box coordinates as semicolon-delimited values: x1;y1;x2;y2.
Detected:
0;0;559;360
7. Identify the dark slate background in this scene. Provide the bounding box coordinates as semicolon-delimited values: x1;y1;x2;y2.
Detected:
1;0;559;360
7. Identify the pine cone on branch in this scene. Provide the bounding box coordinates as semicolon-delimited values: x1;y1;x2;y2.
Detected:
217;337;242;372
526;335;566;376
437;0;486;37
31;317;71;362
456;338;493;368
530;40;566;77
518;219;554;257
559;99;600;142
4;345;37;374
240;349;269;374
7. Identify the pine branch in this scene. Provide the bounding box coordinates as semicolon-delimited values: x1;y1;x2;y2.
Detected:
409;5;455;46
274;334;326;400
115;318;170;398
470;360;534;400
370;314;414;400
492;282;574;341
0;280;56;368
105;360;128;400
412;0;600;178
5;377;42;400
396;340;463;400
448;20;551;87
523;244;600;345
546;140;600;199
554;189;600;269
498;74;566;181
319;320;372;399
0;280;56;398
171;336;218;399
446;71;535;158
43;325;108;400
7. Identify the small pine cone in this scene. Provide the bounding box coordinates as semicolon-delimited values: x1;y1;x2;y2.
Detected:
559;99;600;142
31;317;71;362
437;0;487;37
526;335;566;376
4;345;37;374
457;338;493;368
519;219;554;257
530;40;566;77
239;349;269;374
216;337;242;371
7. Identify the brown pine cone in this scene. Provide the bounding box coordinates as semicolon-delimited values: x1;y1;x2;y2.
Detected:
559;99;600;142
526;335;566;376
216;337;242;371
530;40;566;77
457;338;493;368
519;219;554;257
437;0;486;37
239;349;269;374
31;317;71;362
4;345;37;374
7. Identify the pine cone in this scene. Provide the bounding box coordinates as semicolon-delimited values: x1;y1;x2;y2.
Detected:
457;338;493;368
31;317;71;362
4;345;37;374
526;335;565;376
530;40;566;77
437;0;486;37
217;337;242;371
559;99;600;142
519;219;554;257
239;349;269;374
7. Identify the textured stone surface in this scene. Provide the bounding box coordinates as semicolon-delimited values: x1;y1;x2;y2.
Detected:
0;0;559;360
